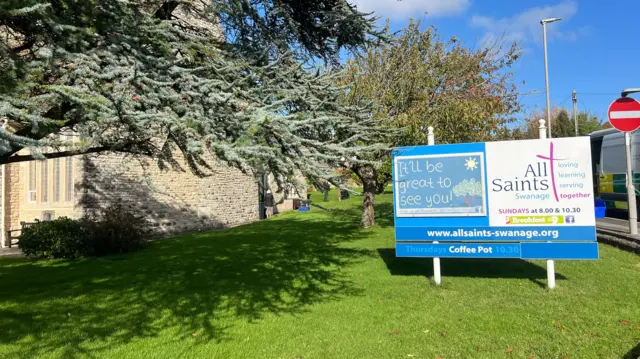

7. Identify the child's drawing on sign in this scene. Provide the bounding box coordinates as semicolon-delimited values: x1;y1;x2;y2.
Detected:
452;178;482;206
465;157;478;171
393;151;486;216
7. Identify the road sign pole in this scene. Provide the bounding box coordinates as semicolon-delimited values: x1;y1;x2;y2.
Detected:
538;119;556;289
608;94;640;235
625;132;638;235
427;126;441;285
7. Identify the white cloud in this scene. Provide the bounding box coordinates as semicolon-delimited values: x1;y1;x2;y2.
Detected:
349;0;471;20
469;1;583;46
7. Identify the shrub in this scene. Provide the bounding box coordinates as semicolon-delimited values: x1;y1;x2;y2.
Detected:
20;217;89;259
84;204;151;256
19;204;151;260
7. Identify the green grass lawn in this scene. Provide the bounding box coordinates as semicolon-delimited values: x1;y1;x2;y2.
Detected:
0;191;639;359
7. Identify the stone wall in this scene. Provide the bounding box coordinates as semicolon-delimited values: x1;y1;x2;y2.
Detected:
79;152;259;236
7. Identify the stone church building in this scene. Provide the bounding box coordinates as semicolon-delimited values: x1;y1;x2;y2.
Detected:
0;134;304;247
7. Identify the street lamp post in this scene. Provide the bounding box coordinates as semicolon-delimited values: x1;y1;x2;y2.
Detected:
541;17;562;139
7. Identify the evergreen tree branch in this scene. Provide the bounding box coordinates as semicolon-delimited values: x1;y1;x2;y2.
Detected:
2;144;152;164
0;0;386;194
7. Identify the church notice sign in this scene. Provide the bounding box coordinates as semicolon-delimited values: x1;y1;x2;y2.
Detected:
392;137;598;260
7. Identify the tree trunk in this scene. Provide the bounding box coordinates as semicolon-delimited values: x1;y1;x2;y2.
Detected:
376;180;389;194
354;164;377;228
376;173;392;194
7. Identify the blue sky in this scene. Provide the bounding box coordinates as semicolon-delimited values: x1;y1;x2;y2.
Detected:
346;0;640;123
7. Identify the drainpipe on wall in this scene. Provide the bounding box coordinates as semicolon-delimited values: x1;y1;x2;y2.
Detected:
1;162;4;248
1;120;6;248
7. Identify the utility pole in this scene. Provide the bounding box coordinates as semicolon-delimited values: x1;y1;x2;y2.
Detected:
541;17;562;138
572;90;578;136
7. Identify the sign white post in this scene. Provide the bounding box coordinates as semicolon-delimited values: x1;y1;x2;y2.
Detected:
427;126;442;286
538;119;556;289
538;119;547;140
427;126;435;146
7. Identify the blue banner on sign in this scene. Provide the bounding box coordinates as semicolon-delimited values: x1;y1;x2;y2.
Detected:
396;243;520;258
520;242;599;260
396;242;599;260
394;152;487;217
395;225;597;241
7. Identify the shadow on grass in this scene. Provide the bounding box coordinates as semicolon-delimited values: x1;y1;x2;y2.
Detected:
624;343;640;359
376;248;567;288
0;216;372;358
375;202;394;228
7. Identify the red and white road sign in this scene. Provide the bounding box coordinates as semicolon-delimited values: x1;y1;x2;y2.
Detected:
608;97;640;132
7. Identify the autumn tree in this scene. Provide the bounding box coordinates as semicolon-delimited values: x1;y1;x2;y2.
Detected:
0;0;386;191
338;19;522;227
